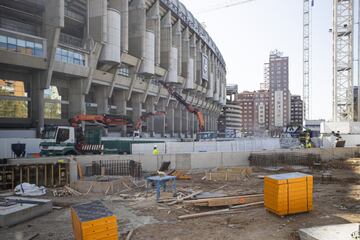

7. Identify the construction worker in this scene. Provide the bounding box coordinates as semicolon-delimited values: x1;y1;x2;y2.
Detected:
305;132;312;148
153;145;159;156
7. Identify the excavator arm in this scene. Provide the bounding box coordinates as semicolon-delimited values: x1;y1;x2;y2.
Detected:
158;81;205;131
134;111;166;131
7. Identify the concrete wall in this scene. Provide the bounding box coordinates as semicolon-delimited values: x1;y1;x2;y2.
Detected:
0;138;41;158
132;138;281;154
75;151;251;172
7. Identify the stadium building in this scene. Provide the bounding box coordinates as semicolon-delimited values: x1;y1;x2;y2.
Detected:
0;0;227;138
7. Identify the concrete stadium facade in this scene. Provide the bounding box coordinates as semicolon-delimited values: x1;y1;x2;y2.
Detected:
0;0;227;138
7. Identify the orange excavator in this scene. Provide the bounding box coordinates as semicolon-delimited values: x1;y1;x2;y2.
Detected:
159;80;205;131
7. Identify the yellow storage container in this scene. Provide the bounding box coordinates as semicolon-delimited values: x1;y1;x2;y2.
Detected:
264;172;313;216
71;200;119;240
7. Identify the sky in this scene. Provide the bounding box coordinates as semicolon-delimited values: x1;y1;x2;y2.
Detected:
181;0;334;120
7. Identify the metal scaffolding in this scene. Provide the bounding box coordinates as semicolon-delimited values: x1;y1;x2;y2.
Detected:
332;0;354;121
303;0;311;120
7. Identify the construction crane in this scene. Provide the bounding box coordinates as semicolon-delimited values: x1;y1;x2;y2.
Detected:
195;0;255;14
332;0;354;121
303;0;314;121
158;81;205;132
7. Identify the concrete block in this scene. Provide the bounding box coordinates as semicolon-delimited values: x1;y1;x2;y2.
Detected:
191;152;221;169
175;153;191;170
299;223;359;240
0;197;52;227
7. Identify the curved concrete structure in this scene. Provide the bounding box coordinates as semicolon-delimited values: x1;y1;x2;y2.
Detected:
0;0;227;138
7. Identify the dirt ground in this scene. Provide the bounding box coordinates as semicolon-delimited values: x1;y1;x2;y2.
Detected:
1;161;359;240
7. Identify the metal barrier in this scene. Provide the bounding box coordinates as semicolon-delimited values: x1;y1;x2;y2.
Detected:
87;160;142;179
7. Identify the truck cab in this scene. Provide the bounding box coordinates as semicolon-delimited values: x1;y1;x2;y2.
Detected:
40;126;77;156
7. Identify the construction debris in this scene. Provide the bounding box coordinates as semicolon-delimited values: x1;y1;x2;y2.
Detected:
168;170;192;180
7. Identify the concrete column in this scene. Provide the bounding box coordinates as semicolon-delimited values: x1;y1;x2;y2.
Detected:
182;107;189;137
113;90;127;136
172;20;182;76
69;79;86;118
174;104;182;137
109;0;128;53
196;40;202;85
31;72;44;137
95;85;109;114
155;98;166;137
145;97;156;137
166;101;175;137
160;11;172;70
190;35;197;87
146;1;160;65
131;93;142;124
182;28;189;76
129;0;146;58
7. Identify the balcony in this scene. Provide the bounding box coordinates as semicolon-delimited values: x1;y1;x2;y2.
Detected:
0;28;47;58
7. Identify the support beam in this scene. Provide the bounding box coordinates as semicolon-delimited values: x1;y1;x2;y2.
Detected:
113;90;127;136
41;0;64;89
95;85;109;114
31;72;44;137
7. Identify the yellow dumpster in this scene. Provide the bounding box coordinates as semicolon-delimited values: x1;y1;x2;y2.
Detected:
264;172;313;216
71;200;118;240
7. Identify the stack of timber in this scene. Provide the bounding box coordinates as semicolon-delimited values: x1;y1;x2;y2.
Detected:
205;167;252;181
185;193;263;207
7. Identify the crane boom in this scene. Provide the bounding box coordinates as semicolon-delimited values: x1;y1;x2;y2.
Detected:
159;81;205;132
134;111;166;131
69;114;133;128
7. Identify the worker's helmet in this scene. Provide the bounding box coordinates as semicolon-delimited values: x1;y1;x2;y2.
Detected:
154;145;157;148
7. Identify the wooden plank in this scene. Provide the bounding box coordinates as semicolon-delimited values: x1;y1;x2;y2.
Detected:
51;164;54;187
185;194;264;207
44;164;47;186
207;195;263;207
58;163;61;185
35;165;39;186
77;161;83;180
20;167;22;184
230;201;264;209
11;168;14;189
178;202;263;220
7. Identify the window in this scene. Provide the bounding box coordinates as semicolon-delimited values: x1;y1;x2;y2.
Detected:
56;128;70;143
55;47;85;66
17;39;26;54
0;79;28;118
0;35;6;49
118;64;130;77
34;43;43;56
7;37;16;51
44;86;63;119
